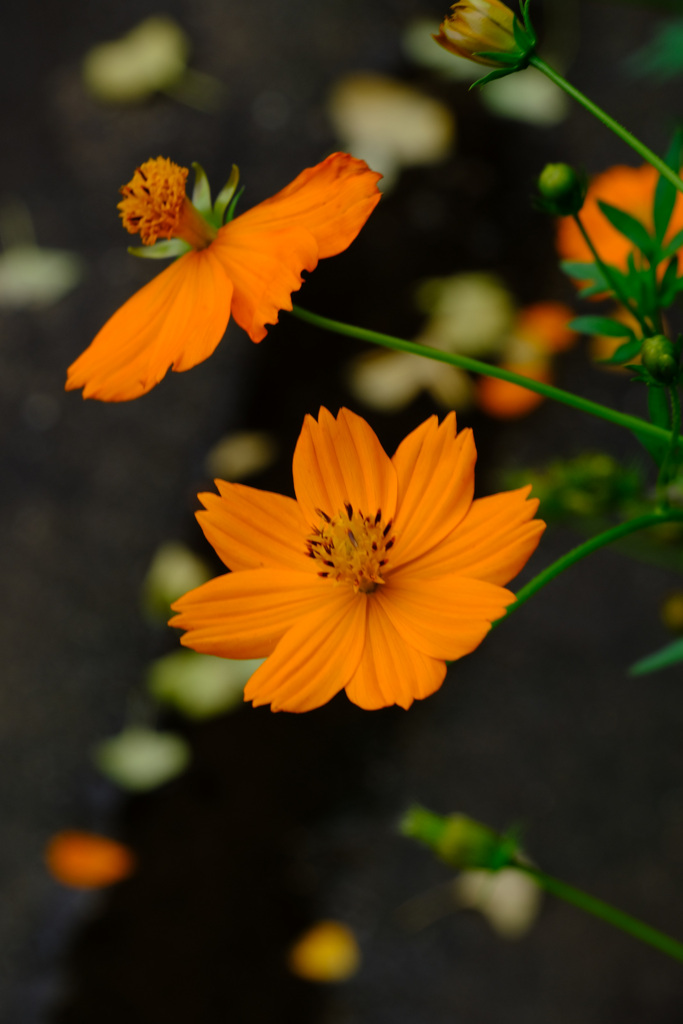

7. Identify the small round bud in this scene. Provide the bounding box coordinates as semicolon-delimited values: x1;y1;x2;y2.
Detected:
641;334;678;384
537;163;587;216
401;805;518;871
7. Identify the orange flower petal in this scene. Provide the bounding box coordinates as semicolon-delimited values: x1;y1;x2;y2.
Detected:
196;481;311;572
390;413;476;568
344;599;446;709
230;152;382;260
170;569;328;659
244;590;367;712
214;153;381;342
212;221;318;343
408;486;545;586
292;408;397;525
66;248;233;401
45;831;135;889
379;574;514;660
516;302;576;354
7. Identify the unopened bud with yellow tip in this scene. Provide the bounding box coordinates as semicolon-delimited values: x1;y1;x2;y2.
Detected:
401;805;520;871
433;0;536;85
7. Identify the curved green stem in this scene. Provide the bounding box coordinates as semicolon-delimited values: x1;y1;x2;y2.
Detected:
503;510;683;619
657;386;682;503
290;305;680;452
572;213;654;334
516;862;683;963
530;55;683;195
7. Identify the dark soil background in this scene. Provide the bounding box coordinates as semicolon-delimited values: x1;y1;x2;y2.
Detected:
2;0;683;1021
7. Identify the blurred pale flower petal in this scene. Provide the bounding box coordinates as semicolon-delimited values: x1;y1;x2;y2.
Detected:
0;246;83;308
83;15;190;104
288;921;361;982
204;431;278;481
453;868;542;939
402;18;482;80
147;649;264;719
482;67;569;126
348;350;428;411
94;727;190;791
328;73;455;191
142;541;212;621
415;273;515;355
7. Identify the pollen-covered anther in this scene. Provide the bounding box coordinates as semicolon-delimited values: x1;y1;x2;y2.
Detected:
307;506;394;594
117;156;216;249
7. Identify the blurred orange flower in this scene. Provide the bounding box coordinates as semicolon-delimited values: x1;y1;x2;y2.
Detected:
171;408;544;712
555;163;683;271
478;301;575;419
66;153;381;401
45;830;136;889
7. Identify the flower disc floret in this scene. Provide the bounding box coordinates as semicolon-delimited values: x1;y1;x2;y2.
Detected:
308;505;394;593
118;157;190;245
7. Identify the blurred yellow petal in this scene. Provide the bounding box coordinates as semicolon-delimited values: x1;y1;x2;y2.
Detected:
83;16;189;104
453;868;542;939
204;431;278;481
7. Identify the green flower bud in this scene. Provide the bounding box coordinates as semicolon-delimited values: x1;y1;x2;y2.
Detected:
641;334;679;385
401;805;519;871
537;163;587;217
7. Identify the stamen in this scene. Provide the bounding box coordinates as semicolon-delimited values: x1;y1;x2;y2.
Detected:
306;503;395;594
117;156;217;249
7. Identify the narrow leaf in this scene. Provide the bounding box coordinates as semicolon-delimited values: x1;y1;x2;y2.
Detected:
560;261;605;283
654;128;683;241
568;316;635;338
214;164;240;225
127;239;191;260
596;337;642;365
630;636;683;676
191;162;212;217
659;255;680;306
598;200;654;257
661;225;683;260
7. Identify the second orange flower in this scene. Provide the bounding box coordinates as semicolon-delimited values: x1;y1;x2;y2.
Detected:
66;153;381;401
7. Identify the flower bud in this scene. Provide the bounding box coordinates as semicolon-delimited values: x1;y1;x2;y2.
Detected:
401;805;518;870
537;163;587;216
641;334;679;384
434;0;523;68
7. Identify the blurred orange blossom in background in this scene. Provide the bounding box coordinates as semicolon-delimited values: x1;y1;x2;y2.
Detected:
555;163;683;272
45;831;136;889
66;153;381;401
478;301;576;418
170;408;545;712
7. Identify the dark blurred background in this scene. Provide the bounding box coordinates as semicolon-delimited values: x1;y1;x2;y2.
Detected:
2;0;683;1021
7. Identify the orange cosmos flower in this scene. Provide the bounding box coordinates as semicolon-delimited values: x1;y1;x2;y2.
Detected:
66;153;381;401
434;0;518;66
170;408;544;712
478;301;575;419
45;830;136;889
556;163;683;272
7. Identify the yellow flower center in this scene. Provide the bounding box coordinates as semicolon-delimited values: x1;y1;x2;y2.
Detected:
117;156;217;249
307;504;394;594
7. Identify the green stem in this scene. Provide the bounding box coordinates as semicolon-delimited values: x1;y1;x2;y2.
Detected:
290;305;680;452
572;213;654;334
530;55;683;195
516;862;683;964
503;510;683;618
657;386;682;503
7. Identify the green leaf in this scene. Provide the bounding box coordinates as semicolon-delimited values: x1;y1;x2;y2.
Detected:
560;261;604;281
661;225;683;260
654;128;683;241
225;186;245;222
596;336;642;365
127;238;191;259
213;164;240;224
191;161;212;217
470;66;519;88
630;636;683;676
630;426;669;466
568;316;635;338
659;255;681;306
597;200;654;258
